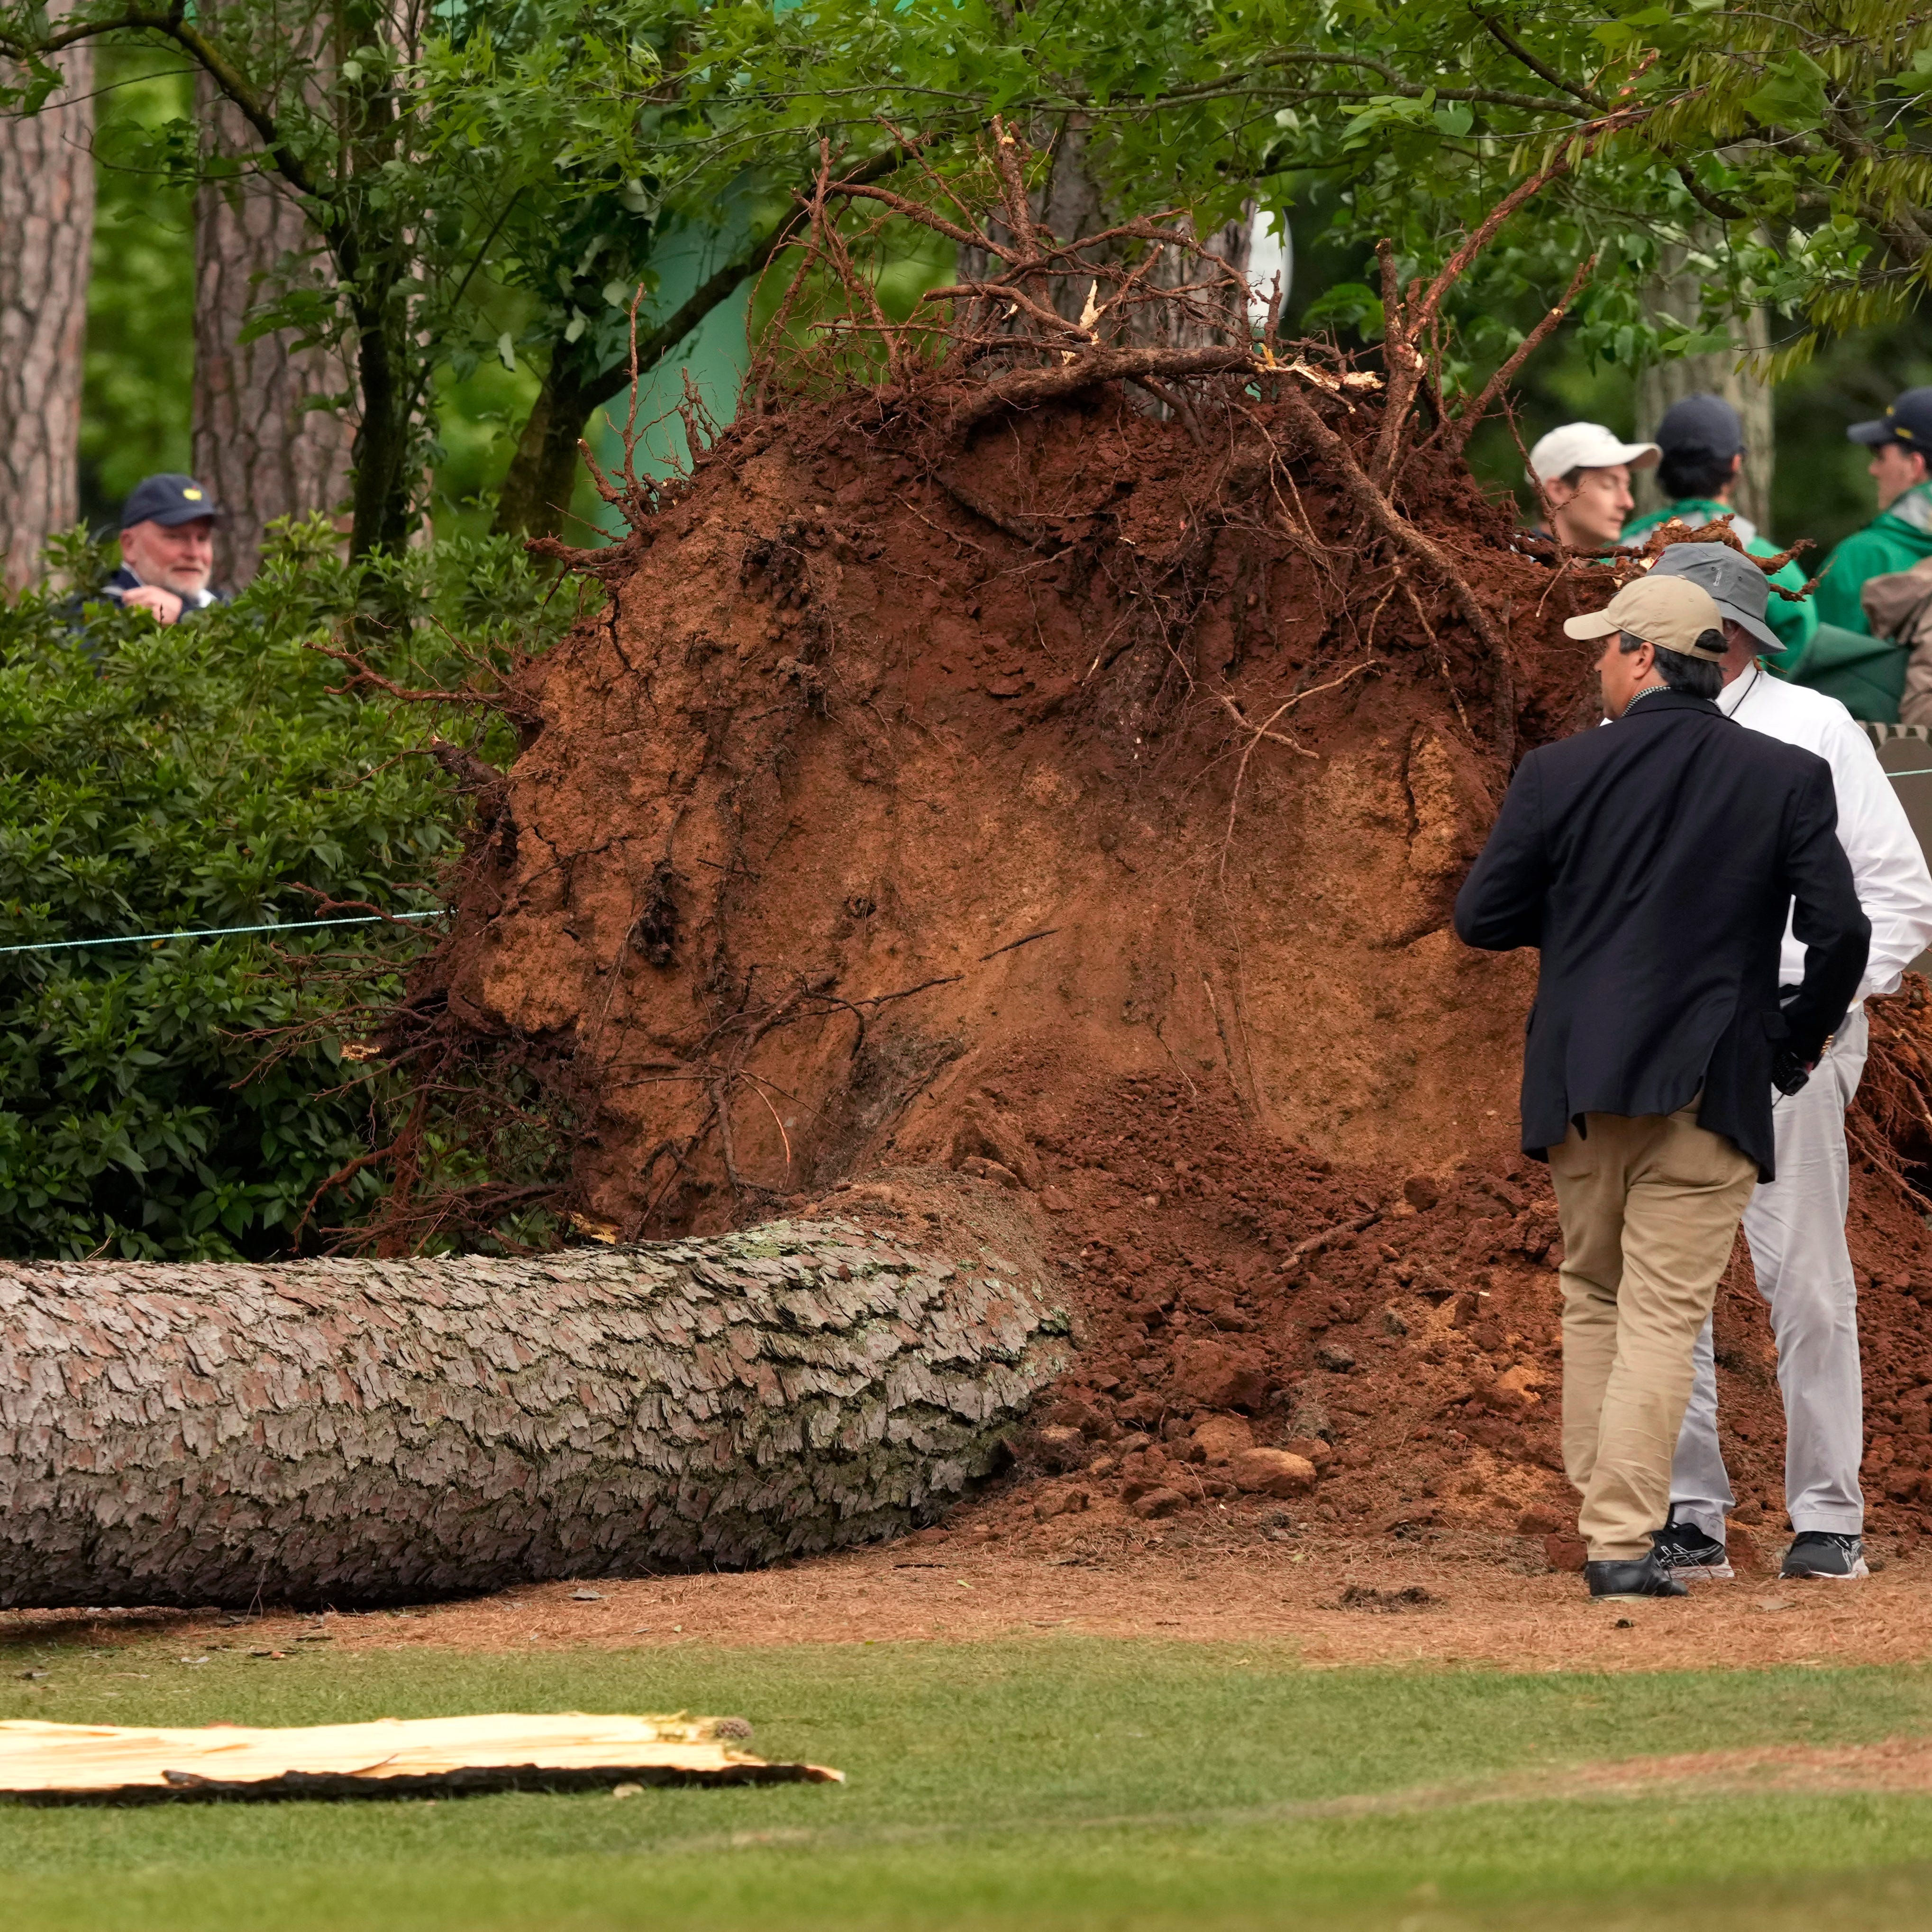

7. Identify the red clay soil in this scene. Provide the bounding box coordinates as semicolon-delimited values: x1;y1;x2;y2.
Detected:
389;355;1932;1551
15;1527;1932;1673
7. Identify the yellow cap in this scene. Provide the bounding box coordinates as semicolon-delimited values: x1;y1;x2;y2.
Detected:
1562;574;1727;661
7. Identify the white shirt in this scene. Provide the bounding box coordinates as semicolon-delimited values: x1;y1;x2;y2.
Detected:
1718;663;1932;998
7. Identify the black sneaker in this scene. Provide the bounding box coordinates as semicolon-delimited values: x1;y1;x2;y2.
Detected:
1780;1531;1868;1580
1651;1511;1735;1582
1584;1552;1688;1600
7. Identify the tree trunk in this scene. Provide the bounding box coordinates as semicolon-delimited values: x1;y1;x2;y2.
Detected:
192;71;353;587
0;39;94;592
962;117;1251;346
1634;242;1774;531
337;0;422;561
0;1185;1066;1608
493;362;597;544
345;292;418;559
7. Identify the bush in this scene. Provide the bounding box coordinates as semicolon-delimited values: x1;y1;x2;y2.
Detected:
0;519;572;1260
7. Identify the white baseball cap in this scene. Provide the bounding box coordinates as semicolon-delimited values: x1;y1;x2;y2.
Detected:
1526;421;1660;484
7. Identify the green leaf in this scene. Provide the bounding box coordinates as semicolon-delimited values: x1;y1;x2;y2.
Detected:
1742;51;1829;131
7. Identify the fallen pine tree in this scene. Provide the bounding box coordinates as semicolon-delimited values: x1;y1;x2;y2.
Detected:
0;1177;1064;1607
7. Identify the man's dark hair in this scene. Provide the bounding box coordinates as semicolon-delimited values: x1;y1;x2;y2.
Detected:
1619;629;1724;700
1657;443;1738;503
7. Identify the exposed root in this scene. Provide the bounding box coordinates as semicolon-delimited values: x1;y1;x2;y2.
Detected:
1216;661;1380;880
1855;977;1932;1215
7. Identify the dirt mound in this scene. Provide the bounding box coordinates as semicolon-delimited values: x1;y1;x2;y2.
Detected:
906;1048;1932;1542
385;152;1932;1546
414;378;1569;1203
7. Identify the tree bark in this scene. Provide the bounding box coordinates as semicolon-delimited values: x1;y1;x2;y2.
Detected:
0;1185;1067;1608
192;71;353;587
494;362;597;545
959;117;1251;349
1633;241;1774;530
0;39;94;592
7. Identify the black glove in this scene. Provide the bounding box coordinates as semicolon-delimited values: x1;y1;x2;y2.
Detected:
1771;1046;1813;1097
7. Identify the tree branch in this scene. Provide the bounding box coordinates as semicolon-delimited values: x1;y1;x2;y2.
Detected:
1139;46;1592;118
1472;10;1606;107
1441;252;1596;455
571;140;919;419
1674;161;1748;223
2;4;327;207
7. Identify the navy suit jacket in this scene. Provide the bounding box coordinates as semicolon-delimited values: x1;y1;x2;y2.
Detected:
1453;689;1869;1180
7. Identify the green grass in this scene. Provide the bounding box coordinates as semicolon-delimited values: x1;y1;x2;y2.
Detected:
6;1635;1932;1929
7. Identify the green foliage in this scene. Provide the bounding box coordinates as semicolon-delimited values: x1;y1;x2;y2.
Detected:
4;0;694;553
79;44;194;528
12;0;1932;552
0;518;568;1261
679;0;1932;384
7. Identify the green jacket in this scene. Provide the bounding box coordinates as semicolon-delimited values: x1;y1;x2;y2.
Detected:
1620;498;1815;673
1791;621;1909;722
1788;486;1932;721
1811;490;1932;633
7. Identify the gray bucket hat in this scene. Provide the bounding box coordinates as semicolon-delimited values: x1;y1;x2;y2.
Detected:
1647;541;1781;655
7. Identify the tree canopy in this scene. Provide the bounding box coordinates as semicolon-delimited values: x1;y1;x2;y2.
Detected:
690;0;1932;378
6;0;1932;549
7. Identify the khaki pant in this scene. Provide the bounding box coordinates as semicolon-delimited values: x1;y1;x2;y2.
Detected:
1548;1103;1758;1560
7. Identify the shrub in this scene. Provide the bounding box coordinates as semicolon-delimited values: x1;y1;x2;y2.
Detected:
0;519;572;1260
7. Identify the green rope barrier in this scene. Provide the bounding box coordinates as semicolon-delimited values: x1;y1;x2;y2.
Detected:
0;910;442;958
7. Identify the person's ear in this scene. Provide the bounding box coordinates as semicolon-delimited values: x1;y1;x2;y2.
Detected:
1730;452;1745;481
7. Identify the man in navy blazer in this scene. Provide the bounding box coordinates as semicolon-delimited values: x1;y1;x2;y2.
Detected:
1456;573;1868;1599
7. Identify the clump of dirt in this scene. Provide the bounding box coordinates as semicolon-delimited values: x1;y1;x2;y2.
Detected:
382;147;1932;1547
1337;1584;1437;1612
862;1060;1573;1541
934;1033;1932;1544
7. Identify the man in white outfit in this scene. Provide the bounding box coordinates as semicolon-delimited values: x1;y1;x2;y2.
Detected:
1646;543;1932;1580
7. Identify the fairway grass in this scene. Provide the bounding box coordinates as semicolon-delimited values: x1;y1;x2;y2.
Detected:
5;1637;1932;1930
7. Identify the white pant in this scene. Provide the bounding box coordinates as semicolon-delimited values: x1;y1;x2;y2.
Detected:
1669;1004;1869;1543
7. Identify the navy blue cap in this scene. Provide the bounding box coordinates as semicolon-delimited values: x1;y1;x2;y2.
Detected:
1655;392;1743;458
119;473;225;529
1848;388;1932;449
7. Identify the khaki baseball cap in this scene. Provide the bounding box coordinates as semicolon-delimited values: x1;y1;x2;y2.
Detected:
1562;574;1727;661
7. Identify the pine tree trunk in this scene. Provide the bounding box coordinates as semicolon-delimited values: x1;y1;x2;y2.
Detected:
0;1189;1067;1609
0;40;94;592
192;72;353;586
962;118;1252;343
